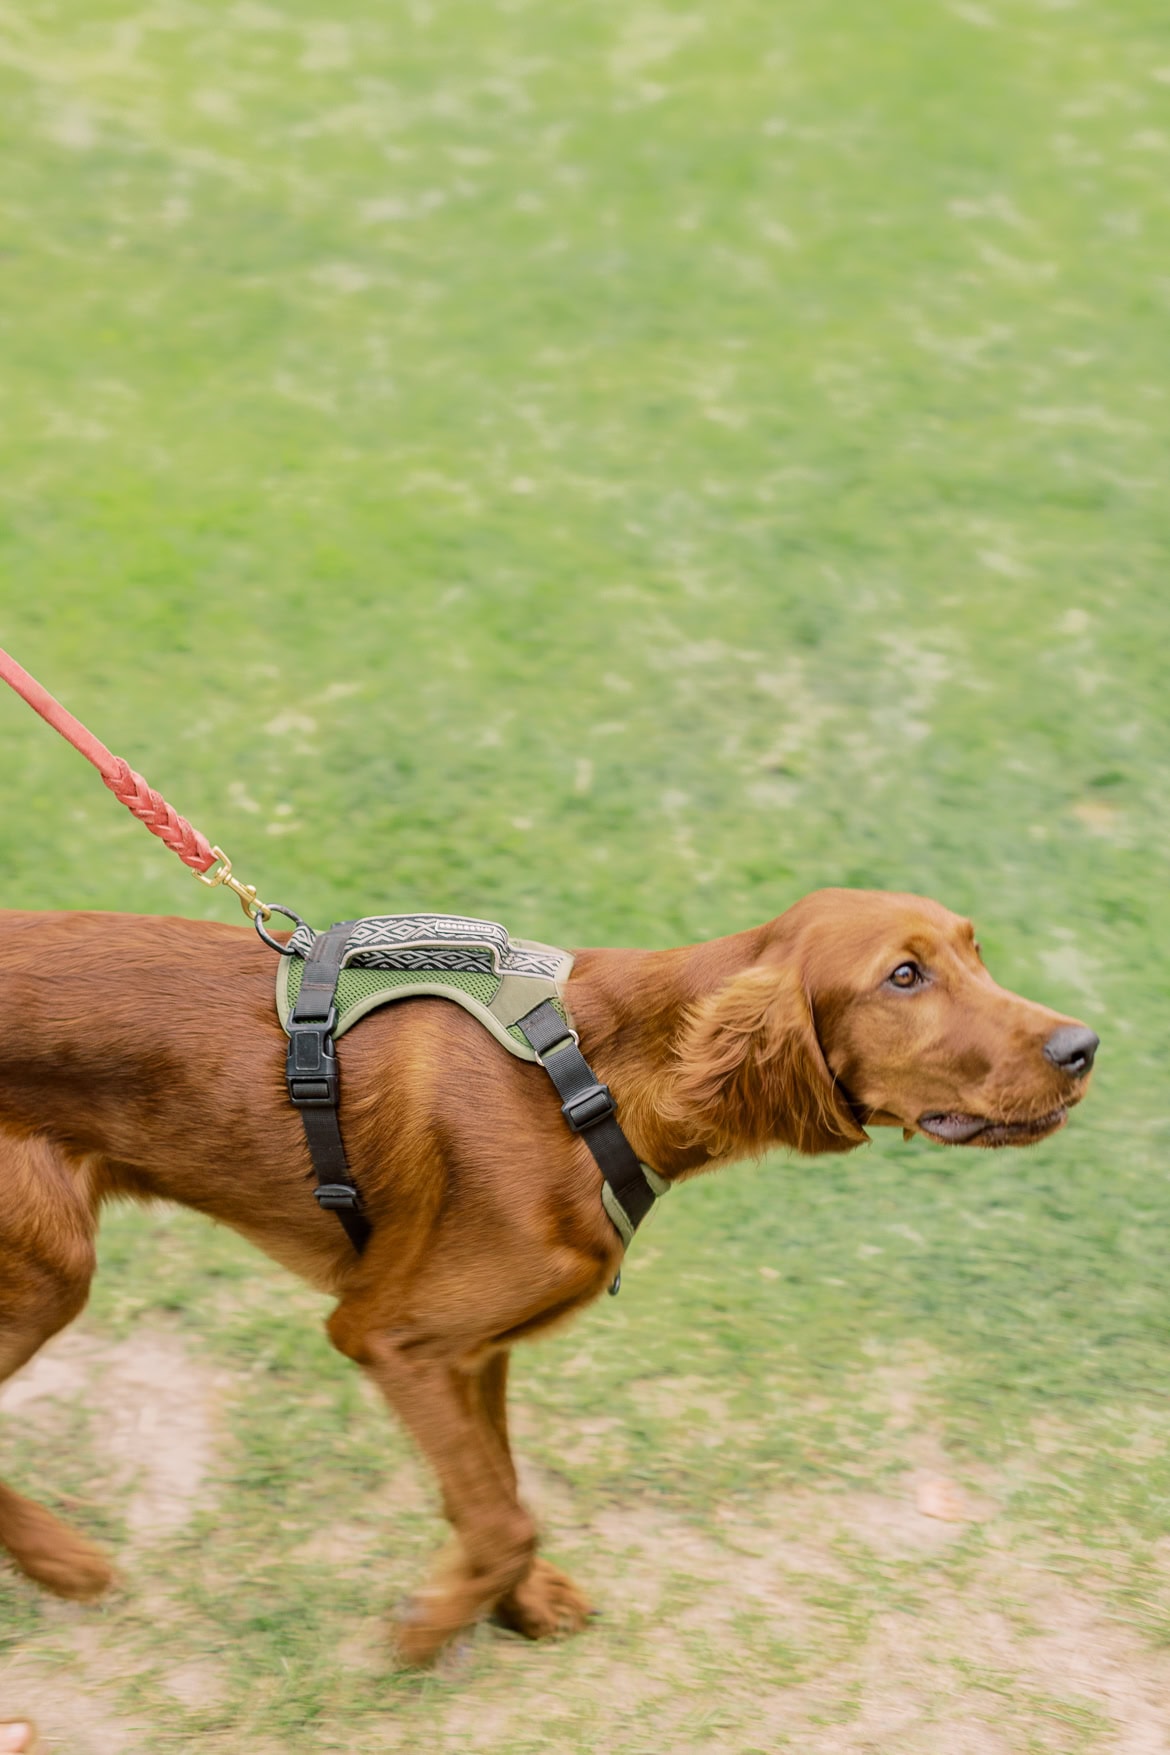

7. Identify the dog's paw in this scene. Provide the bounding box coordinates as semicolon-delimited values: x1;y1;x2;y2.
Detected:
37;1536;117;1602
6;1503;118;1602
493;1558;593;1641
392;1589;466;1667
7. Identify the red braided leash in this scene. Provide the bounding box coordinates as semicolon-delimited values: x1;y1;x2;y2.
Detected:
101;759;216;872
0;645;217;873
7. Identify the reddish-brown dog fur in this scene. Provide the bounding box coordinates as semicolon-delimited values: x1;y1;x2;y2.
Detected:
0;890;1095;1659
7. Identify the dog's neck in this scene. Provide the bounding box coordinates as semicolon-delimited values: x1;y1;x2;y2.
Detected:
564;924;774;1178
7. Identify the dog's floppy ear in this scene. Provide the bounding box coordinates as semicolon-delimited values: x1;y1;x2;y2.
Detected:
663;963;868;1160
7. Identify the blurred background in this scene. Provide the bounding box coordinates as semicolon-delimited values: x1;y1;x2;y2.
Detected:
1;2;1169;1749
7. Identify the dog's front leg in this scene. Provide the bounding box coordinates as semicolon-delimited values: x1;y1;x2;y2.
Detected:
474;1350;594;1642
351;1331;538;1664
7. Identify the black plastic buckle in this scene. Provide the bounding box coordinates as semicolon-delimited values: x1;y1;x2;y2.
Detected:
561;1082;615;1133
286;1024;339;1109
314;1183;362;1212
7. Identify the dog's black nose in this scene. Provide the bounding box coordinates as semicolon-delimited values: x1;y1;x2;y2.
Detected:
1043;1025;1099;1077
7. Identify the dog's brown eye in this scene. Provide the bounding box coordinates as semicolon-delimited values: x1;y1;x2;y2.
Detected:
889;962;921;988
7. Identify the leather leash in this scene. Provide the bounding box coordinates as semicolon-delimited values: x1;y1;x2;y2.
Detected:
0;645;274;920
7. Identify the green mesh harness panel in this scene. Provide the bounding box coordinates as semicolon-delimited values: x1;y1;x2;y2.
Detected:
276;913;574;1061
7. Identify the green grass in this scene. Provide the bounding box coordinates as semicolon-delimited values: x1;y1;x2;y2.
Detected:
2;0;1170;1747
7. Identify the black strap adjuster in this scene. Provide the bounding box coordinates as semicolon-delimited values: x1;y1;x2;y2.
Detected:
315;1183;363;1213
516;1000;660;1259
561;1082;615;1133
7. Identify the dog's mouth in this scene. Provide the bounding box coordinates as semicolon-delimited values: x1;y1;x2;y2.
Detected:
916;1107;1068;1147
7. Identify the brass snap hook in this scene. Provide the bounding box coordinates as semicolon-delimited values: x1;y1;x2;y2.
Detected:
196;847;272;923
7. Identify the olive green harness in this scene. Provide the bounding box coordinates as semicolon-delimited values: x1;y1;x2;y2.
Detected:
277;913;667;1265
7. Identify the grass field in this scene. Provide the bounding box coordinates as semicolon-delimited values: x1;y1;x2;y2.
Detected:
2;0;1170;1749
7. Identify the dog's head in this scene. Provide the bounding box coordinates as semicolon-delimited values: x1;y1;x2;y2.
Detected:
665;888;1097;1161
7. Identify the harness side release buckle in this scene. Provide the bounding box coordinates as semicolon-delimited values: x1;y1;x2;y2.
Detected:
286;1024;340;1109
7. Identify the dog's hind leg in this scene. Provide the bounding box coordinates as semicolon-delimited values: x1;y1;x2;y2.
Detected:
0;1130;112;1600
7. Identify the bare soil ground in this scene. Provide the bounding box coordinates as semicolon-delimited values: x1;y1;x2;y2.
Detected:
3;1316;1169;1754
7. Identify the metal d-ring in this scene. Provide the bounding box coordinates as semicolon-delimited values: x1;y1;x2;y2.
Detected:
253;903;309;956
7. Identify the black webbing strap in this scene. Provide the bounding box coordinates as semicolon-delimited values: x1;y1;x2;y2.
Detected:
285;920;372;1256
516;1000;658;1241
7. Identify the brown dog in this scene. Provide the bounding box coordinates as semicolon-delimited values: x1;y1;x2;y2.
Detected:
0;889;1096;1660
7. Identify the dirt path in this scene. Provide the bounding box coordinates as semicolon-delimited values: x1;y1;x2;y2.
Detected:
3;1325;1170;1753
